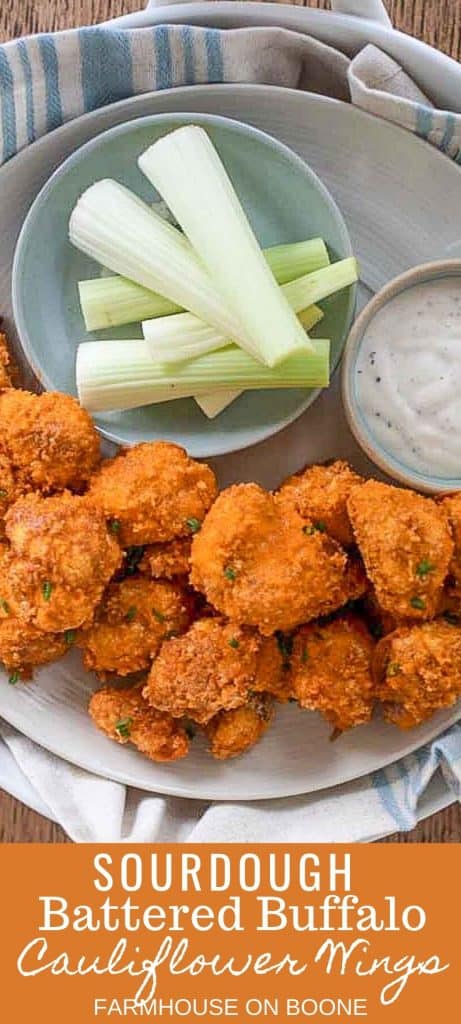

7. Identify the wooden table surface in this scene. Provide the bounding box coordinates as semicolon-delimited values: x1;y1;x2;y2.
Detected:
0;0;460;843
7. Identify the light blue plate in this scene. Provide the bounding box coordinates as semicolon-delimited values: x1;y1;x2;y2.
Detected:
12;112;355;457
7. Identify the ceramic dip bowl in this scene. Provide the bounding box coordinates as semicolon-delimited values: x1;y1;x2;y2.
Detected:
341;260;461;494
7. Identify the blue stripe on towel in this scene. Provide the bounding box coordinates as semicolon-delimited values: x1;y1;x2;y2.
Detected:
0;48;17;162
370;768;409;831
440;113;456;154
79;28;133;112
38;35;63;132
182;26;196;86
154;26;172;91
205;28;224;82
415;103;433;141
17;39;35;143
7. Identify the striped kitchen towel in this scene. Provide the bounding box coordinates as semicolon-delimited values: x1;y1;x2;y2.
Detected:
1;25;461;166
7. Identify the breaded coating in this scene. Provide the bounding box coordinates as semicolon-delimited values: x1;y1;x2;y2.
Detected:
290;614;375;731
0;332;15;389
88;442;217;546
144;617;276;724
276;460;363;547
0;615;68;680
442;493;461;590
206;693;275;760
0;452;17;538
89;685;189;762
79;576;193;680
4;492;122;632
0;390;100;493
190;483;364;636
140;536;192;580
373;620;461;729
347;480;453;622
253;634;292;702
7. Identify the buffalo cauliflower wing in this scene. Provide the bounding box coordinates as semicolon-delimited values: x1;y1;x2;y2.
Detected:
289;613;375;732
347;480;453;621
144;617;277;724
0;389;100;493
190;483;365;635
373;619;461;728
88;441;217;546
4;492;122;632
89;685;190;762
206;693;275;760
276;460;363;547
79;576;193;679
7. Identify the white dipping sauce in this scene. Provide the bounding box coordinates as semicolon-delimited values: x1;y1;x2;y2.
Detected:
355;276;461;479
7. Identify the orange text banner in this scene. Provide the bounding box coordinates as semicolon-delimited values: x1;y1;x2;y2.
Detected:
1;844;459;1022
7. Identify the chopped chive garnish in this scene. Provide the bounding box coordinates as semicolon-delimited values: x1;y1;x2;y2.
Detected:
0;599;10;615
109;518;121;534
115;716;132;739
0;489;8;498
387;661;401;677
410;595;426;610
152;608;166;623
8;670;19;685
42;581;53;602
416;558;435;578
303;520;327;536
186;517;201;534
224;566;237;581
229;637;240;650
64;629;76;645
125;606;137;622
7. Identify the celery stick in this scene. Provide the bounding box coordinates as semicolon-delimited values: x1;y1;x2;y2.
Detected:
142;259;356;364
283;258;358;310
196;305;325;419
69;180;258;355
76;339;330;413
78;277;181;332
265;239;329;284
138;125;313;365
78;239;329;332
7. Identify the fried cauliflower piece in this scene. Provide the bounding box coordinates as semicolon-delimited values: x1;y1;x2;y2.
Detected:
144;617;278;725
0;332;15;389
0;390;100;493
0;616;68;680
89;685;189;762
373;620;461;729
190;483;365;636
442;493;461;590
0;452;17;538
206;693;275;760
88;442;217;547
290;613;375;732
139;536;192;580
4;492;122;632
276;460;363;547
347;480;453;622
79;576;193;680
